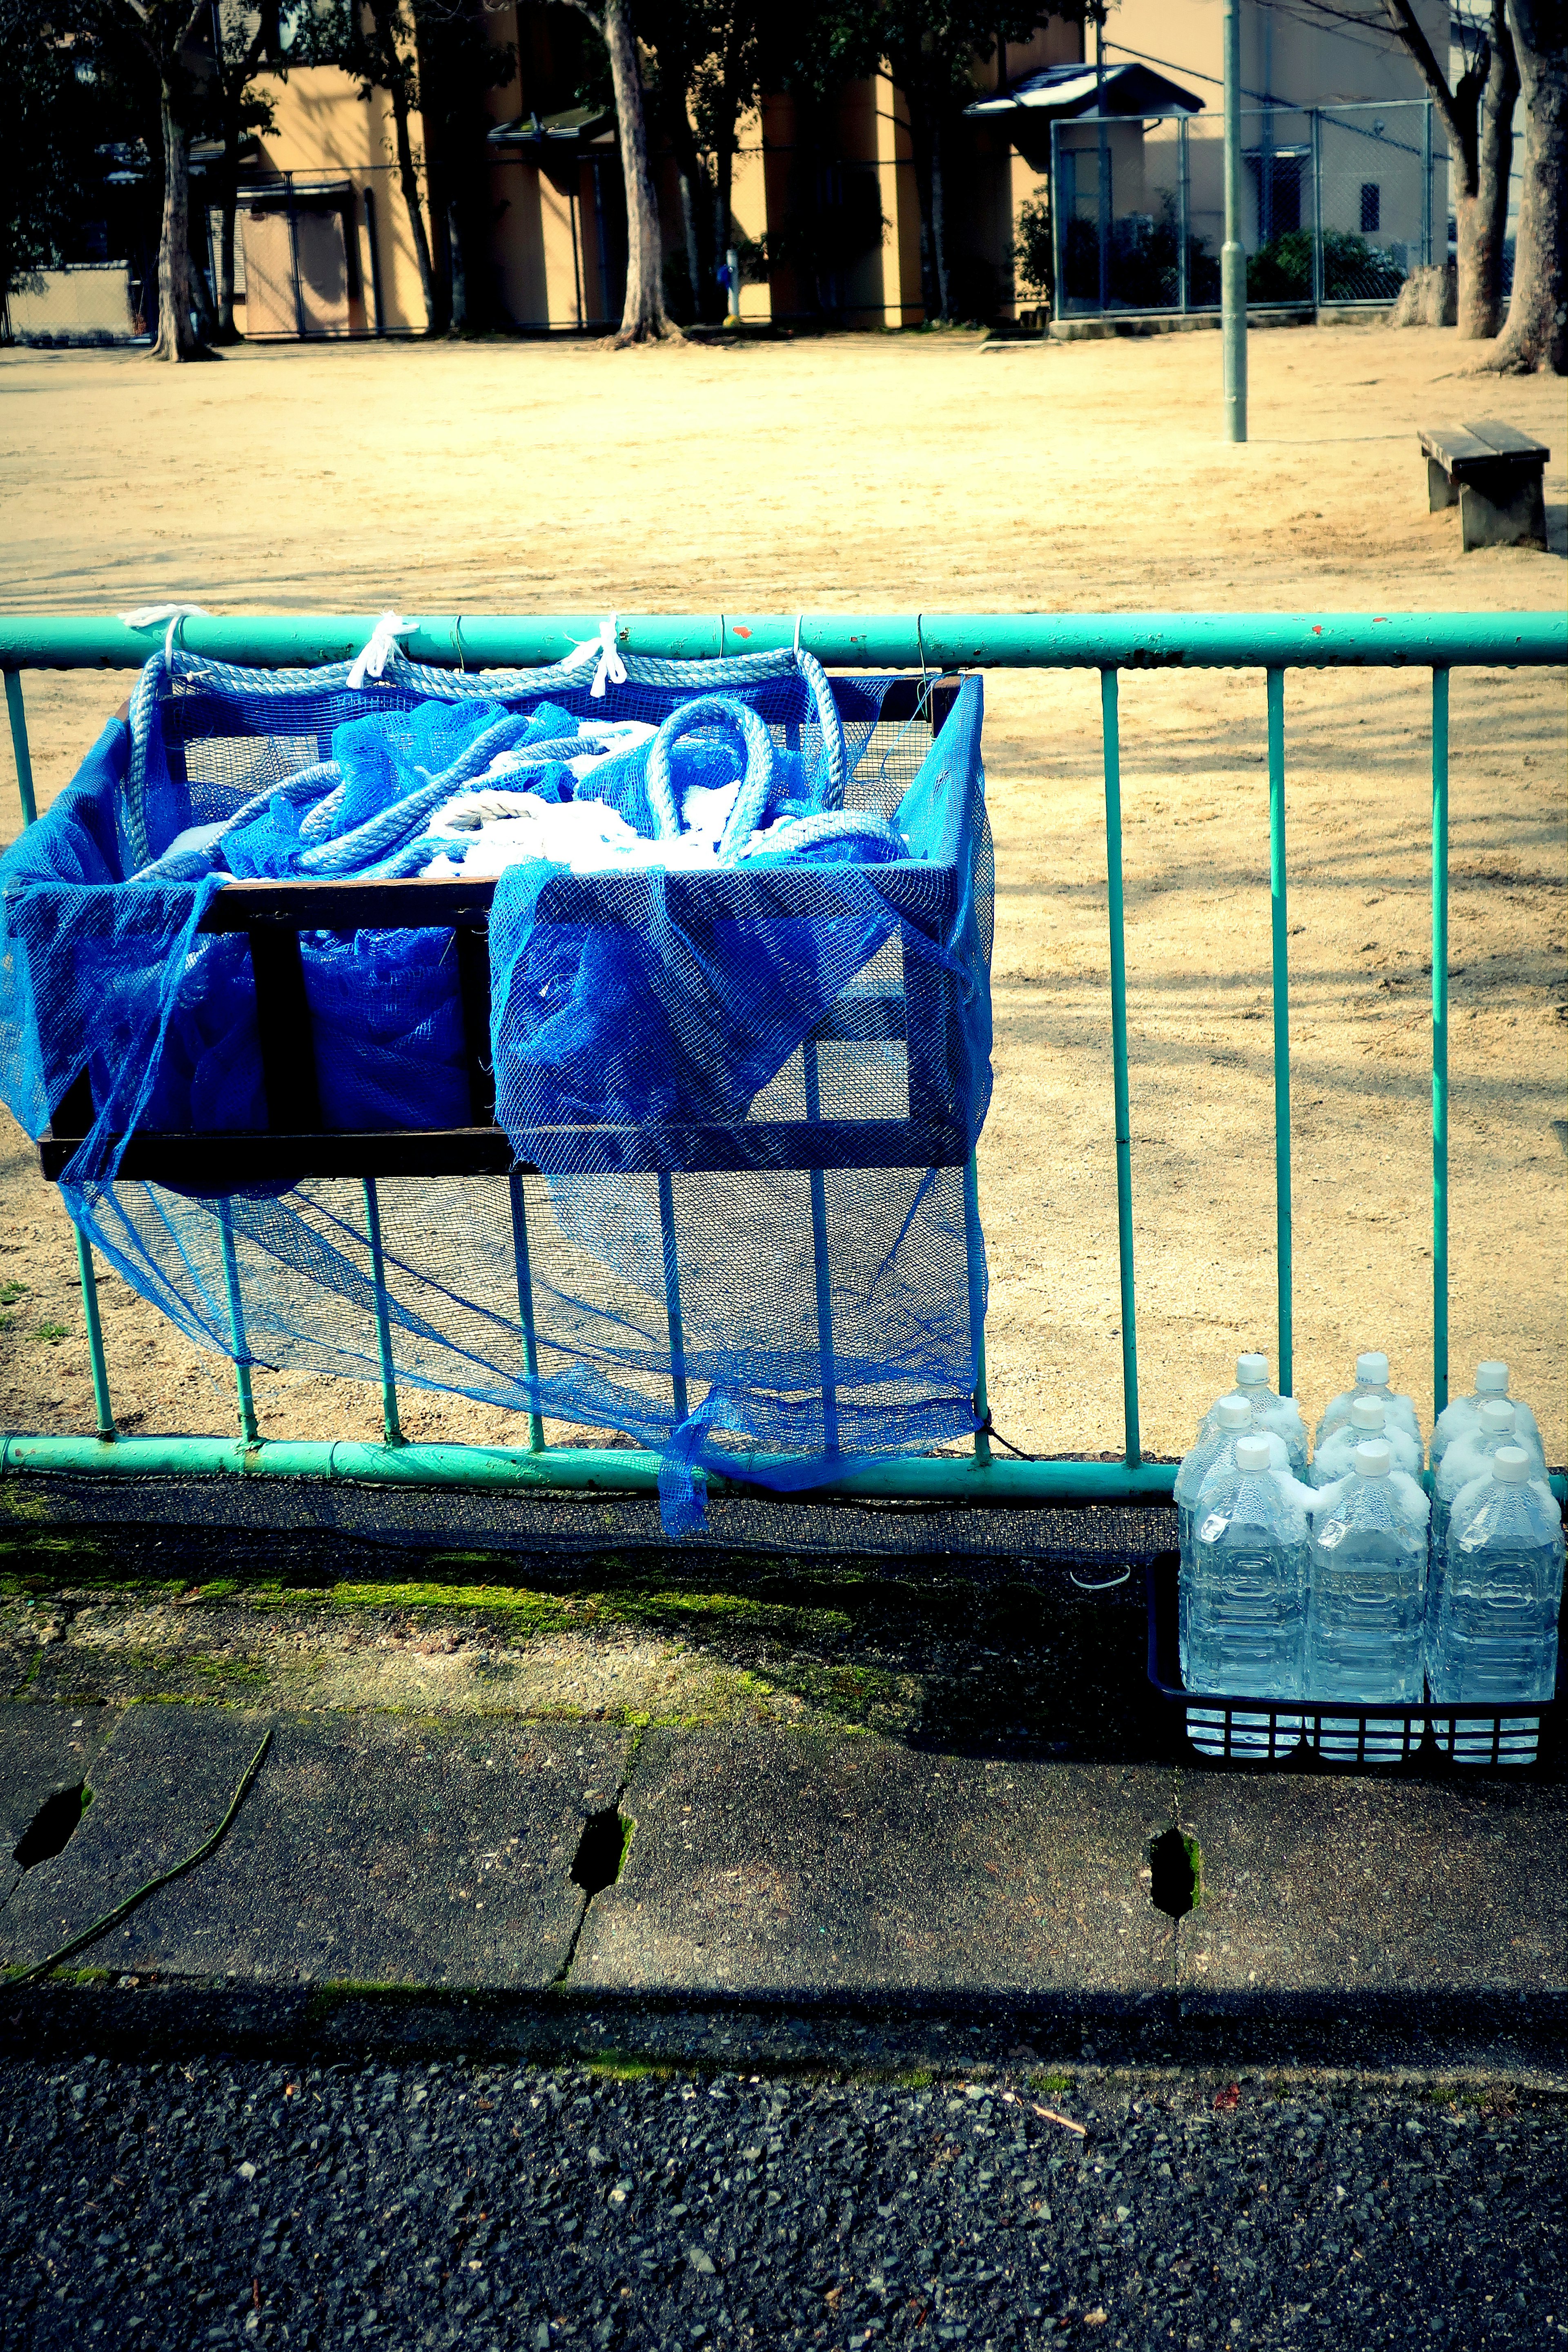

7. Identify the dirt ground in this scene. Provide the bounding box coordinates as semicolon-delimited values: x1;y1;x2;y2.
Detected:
0;322;1562;1469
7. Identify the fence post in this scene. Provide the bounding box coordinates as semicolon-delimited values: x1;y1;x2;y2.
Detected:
1101;669;1141;1469
1178;117;1190;314
1311;110;1325;311
657;1171;690;1424
216;1203;260;1445
508;1172;547;1453
1421;100;1433;269
4;670;38;828
1222;0;1248;441
1266;668;1293;1398
361;1178;403;1447
72;1226;116;1442
1051;123;1065;324
964;1150;990;1465
1431;667;1450;1424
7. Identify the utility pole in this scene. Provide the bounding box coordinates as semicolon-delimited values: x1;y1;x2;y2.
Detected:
1222;0;1247;442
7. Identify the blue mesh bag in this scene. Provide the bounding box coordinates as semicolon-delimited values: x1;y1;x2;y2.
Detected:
0;636;993;1534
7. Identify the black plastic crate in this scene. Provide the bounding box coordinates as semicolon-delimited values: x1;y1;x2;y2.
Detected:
1145;1557;1558;1768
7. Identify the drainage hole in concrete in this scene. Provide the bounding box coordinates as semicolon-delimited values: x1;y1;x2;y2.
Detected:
13;1784;90;1870
1148;1828;1201;1920
571;1808;633;1897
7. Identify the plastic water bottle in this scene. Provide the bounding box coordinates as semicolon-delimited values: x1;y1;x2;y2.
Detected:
1306;1438;1428;1759
1185;1433;1310;1756
1315;1351;1423;1458
1430;1447;1565;1764
1430;1360;1544;1469
1428;1398;1546;1619
1175;1396;1290;1680
1227;1352;1308;1476
1308;1391;1423;1488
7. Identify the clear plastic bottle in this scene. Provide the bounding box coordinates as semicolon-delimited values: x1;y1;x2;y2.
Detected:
1175;1398;1289;1681
1429;1360;1544;1470
1226;1352;1309;1476
1308;1391;1423;1489
1306;1438;1428;1760
1314;1351;1423;1460
1428;1398;1546;1622
1185;1433;1311;1756
1429;1446;1565;1764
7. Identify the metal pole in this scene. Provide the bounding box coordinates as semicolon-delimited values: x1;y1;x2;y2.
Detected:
1422;98;1432;269
508;1172;547;1453
1051;122;1065;323
216;1203;260;1445
802;1038;840;1457
1267;667;1293;1398
285;172;305;341
726;245;740;324
1222;0;1248;441
1311;109;1324;311
1096;13;1110;314
1431;667;1450;1422
657;1171;689;1424
1178;116;1190;314
4;669;38;827
964;1150;991;1465
72;1226;116;1441
361;1177;403;1445
1101;668;1141;1468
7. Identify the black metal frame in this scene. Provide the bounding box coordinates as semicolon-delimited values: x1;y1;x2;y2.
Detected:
42;682;969;1187
1146;1558;1558;1770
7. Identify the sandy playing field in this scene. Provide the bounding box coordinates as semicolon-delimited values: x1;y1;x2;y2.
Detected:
0;322;1563;1469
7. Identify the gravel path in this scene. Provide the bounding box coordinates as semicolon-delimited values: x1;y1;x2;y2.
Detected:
2;2055;1564;2351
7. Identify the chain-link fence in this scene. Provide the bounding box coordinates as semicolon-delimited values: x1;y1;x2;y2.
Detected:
2;262;144;347
1048;99;1480;321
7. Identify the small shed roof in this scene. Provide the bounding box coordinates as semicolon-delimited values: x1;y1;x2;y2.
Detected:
967;60;1204;121
488;105;615;150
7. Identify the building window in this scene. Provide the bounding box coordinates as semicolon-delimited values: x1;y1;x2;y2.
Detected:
1360;182;1381;234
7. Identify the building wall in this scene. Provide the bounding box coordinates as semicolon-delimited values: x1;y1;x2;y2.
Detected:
242;65;432;335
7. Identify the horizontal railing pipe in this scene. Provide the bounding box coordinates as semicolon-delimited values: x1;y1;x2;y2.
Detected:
0;612;1562;675
0;1432;1185;1506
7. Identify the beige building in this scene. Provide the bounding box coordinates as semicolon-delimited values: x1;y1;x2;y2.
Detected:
224;0;1445;341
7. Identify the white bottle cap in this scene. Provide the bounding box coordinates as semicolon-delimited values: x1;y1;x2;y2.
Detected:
1353;1439;1392;1478
1349;1395;1387;1431
1355;1352;1390;1386
1477;1398;1516;1436
1215;1394;1253;1431
1234;1435;1272;1472
1474;1360;1509;1395
1235;1353;1269;1389
1492;1445;1532;1485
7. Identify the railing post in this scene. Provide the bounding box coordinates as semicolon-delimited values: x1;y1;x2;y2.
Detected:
1267;667;1294;1398
1431;667;1450;1423
964;1150;991;1464
508;1171;547;1453
802;1038;840;1456
657;1171;690;1424
361;1178;403;1446
4;670;38;829
1101;668;1142;1468
1178;116;1190;315
216;1203;260;1445
1051;122;1065;325
72;1225;116;1441
1311;109;1325;311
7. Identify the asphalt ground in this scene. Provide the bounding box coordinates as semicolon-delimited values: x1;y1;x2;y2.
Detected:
2;2053;1564;2352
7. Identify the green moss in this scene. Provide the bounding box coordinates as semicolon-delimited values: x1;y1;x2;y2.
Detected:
583;2053;674;2082
1031;2070;1075;2096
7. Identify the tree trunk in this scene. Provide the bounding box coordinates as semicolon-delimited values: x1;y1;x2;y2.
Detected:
1472;5;1521;334
1481;0;1567;372
149;83;202;361
595;0;676;342
388;73;439;334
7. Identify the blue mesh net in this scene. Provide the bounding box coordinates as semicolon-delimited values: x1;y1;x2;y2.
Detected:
0;645;993;1534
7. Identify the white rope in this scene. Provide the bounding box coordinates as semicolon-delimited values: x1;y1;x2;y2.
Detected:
582;612;628;701
346;611;416;691
118;603;209;632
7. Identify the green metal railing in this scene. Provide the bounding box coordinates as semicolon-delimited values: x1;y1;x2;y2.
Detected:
2;609;1564;1510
